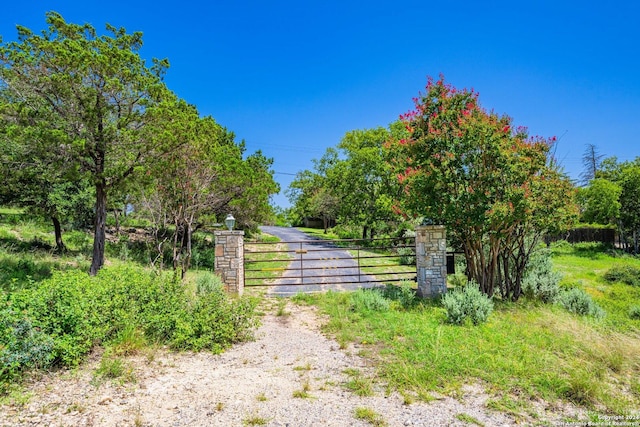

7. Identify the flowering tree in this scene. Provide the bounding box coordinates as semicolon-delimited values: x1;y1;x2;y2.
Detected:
386;76;577;300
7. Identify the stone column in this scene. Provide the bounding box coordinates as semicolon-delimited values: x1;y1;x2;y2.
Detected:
415;225;447;298
214;230;245;296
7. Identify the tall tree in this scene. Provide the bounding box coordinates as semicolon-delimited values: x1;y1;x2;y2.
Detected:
331;125;403;239
386;76;577;300
287;124;405;237
309;187;340;234
0;13;173;274
580;143;604;186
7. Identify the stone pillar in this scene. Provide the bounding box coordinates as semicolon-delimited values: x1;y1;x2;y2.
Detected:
214;230;245;296
415;225;447;298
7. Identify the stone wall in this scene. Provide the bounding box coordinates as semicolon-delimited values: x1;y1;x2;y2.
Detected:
214;230;244;296
415;225;447;298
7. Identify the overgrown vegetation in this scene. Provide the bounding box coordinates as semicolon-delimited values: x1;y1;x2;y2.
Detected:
0;209;264;395
0;266;258;393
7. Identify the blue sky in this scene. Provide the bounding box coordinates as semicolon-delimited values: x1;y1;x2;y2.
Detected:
2;1;639;208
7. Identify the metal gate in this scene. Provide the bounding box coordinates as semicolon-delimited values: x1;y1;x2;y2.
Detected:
244;236;416;290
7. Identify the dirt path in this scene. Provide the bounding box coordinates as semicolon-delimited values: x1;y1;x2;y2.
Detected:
1;300;571;426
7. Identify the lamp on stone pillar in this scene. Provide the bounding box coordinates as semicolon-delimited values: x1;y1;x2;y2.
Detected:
224;214;235;231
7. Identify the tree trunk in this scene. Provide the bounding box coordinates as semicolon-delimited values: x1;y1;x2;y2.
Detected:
362;225;368;240
181;223;192;278
52;216;66;253
90;182;107;276
173;218;184;273
90;100;107;277
113;209;120;236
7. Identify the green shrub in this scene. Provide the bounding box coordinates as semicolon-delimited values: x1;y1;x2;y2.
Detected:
441;282;493;325
350;288;390;312
15;270;107;367
629;305;640;320
604;265;640;287
448;272;468;289
171;287;259;352
0;307;54;387
196;272;224;296
381;282;416;309
522;248;562;303
559;288;605;318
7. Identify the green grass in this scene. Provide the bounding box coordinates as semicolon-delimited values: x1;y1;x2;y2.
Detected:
93;356;136;385
297;243;640;415
348;247;415;283
456;413;485;426
0;216;93;290
296;227;341;240
552;241;640;330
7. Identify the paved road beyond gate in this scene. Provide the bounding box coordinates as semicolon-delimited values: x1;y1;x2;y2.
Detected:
245;226;416;295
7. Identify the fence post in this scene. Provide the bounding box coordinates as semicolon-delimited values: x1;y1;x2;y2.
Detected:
415;224;447;298
214;230;245;296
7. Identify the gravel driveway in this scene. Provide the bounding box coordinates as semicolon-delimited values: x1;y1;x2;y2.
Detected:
0;300;528;427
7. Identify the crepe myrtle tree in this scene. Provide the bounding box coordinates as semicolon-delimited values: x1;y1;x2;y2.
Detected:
386;76;577;300
0;13;175;275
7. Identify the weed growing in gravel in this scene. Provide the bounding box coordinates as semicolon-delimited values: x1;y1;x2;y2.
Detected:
400;390;415;405
293;362;312;372
292;381;312;399
343;368;374;397
243;414;269;426
133;408;144;427
456;413;485;426
354;407;387;426
0;386;32;407
93;356;136;385
255;392;267;402
275;298;290;316
65;402;85;413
